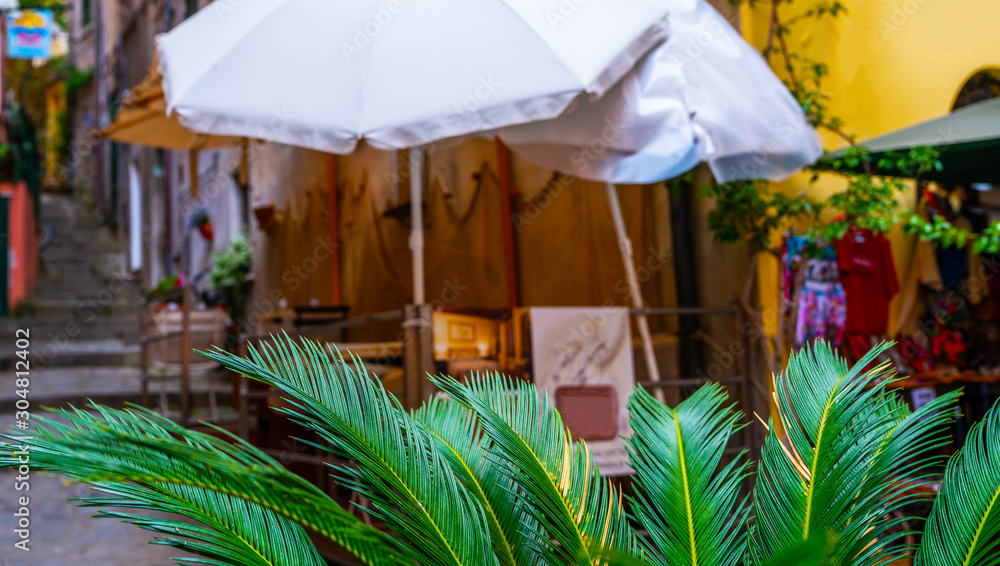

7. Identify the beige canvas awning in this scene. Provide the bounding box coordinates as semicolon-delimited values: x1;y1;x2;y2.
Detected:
103;57;244;195
105;96;240;152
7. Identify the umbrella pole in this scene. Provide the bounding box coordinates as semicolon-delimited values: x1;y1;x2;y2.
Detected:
404;147;431;408
327;154;342;305
605;183;662;399
410;147;425;304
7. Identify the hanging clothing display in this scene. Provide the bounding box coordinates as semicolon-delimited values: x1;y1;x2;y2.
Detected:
794;256;847;347
928;319;966;366
835;228;899;336
781;234;810;302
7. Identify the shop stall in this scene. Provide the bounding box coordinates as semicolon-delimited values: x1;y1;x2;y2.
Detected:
801;96;1000;442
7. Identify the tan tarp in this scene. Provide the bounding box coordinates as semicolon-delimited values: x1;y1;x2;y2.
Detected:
332;138;668;341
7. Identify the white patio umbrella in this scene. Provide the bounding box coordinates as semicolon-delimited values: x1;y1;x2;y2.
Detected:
157;0;680;153
157;0;821;390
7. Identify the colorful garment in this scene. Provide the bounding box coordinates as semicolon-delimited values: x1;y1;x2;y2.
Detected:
835;228;900;335
795;281;847;346
782;235;810;301
931;326;966;366
795;257;847;347
896;334;935;374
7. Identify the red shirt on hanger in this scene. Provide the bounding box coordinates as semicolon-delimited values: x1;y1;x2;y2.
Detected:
834;228;899;335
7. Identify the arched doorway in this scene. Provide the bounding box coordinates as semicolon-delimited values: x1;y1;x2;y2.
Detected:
953;68;1000;110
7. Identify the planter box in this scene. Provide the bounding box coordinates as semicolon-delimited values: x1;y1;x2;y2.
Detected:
147;309;227;376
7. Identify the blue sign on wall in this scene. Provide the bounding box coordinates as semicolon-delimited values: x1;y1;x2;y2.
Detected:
7;10;53;60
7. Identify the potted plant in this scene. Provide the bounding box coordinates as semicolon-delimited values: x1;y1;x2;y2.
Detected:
209;234;252;341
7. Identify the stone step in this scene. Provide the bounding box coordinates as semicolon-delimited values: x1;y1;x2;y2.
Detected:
40;248;123;258
2;327;139;344
37;260;123;272
0;365;233;412
31;279;136;291
0;313;140;328
29;288;127;301
26;297;138;310
0;322;140;345
35;269;129;284
30;279;119;291
0;340;140;369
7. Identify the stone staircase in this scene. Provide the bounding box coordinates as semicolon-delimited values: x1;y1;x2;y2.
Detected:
1;193;140;365
0;194;143;410
0;193;232;417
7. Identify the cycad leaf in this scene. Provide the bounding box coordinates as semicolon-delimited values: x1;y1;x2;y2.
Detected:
750;342;957;566
918;399;1000;566
0;404;397;566
759;534;835;566
414;396;526;566
199;336;498;566
432;372;635;566
82;482;324;566
627;383;751;566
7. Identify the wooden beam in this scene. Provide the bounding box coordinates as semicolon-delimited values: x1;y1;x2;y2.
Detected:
327;154;342;304
495;139;520;307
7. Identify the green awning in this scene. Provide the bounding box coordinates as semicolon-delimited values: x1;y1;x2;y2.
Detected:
825;97;1000;184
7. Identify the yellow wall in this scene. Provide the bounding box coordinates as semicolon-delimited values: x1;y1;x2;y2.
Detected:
741;0;1000;338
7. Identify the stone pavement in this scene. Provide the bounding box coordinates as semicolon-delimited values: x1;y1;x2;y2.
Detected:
0;470;183;566
0;413;183;566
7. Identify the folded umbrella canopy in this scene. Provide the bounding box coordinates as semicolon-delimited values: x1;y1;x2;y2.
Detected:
499;0;822;184
157;0;677;153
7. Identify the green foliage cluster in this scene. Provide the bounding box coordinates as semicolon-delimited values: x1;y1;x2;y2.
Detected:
6;53;92;179
150;275;181;298
1;337;998;566
208;234;252;291
698;180;819;252
209;234;252;321
705;1;1000;259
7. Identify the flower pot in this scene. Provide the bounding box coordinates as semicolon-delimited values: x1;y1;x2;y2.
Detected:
198;221;214;241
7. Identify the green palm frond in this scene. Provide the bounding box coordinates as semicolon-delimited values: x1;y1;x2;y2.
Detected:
0;404;398;566
627;383;751;566
758;534;834;566
750;342;957;566
918;399;1000;566
81;482;324;566
432;372;635;566
415;396;526;566
198;336;499;566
